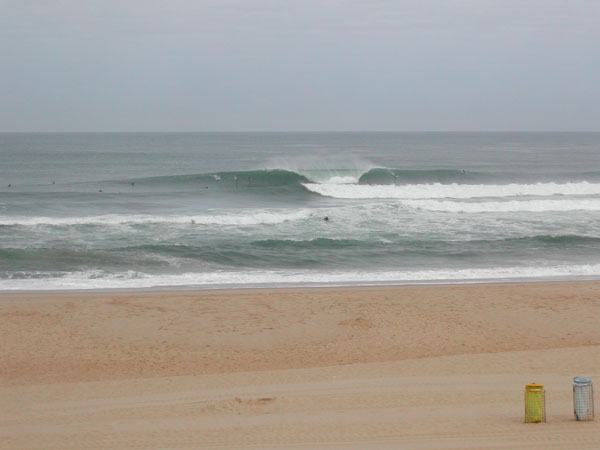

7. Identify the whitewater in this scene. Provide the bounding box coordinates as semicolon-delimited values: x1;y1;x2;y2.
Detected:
2;132;600;291
302;181;600;199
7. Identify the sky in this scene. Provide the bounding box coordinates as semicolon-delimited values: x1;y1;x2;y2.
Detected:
1;0;599;132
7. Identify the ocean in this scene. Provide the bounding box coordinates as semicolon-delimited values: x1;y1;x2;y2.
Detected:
1;132;600;291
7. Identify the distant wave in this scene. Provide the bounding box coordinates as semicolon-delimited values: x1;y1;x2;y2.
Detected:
128;169;310;187
3;264;600;290
303;181;600;199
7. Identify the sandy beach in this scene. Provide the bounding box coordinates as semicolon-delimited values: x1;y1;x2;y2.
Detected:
2;281;600;448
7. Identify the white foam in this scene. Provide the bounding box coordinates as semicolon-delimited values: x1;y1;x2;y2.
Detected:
0;210;312;226
324;175;360;184
402;198;600;213
303;181;600;199
3;264;600;291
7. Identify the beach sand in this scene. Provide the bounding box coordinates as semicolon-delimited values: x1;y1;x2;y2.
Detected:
2;282;600;448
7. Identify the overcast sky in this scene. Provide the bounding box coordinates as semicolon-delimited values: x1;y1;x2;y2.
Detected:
1;0;599;131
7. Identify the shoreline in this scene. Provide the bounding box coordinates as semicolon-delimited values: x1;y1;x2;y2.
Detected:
4;280;600;448
3;273;600;295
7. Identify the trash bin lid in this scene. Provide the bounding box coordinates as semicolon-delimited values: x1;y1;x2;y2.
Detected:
526;383;544;390
573;377;592;386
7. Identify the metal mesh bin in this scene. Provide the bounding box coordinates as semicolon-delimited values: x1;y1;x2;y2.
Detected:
573;377;594;421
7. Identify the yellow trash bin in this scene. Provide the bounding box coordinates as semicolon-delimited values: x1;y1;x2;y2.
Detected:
524;383;546;423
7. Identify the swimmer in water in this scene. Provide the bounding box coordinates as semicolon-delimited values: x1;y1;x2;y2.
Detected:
324;216;329;222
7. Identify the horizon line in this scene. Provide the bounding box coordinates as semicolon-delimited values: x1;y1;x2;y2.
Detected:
1;130;600;134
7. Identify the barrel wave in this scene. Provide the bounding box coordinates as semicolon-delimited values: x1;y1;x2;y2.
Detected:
121;167;494;190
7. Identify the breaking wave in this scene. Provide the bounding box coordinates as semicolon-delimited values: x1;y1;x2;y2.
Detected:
303;181;600;200
117;168;493;189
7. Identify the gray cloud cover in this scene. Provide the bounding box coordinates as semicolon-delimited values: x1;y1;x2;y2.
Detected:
1;0;599;131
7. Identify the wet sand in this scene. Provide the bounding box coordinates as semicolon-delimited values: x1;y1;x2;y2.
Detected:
2;282;600;448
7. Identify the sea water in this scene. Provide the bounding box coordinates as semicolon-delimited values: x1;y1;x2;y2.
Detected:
1;132;600;291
